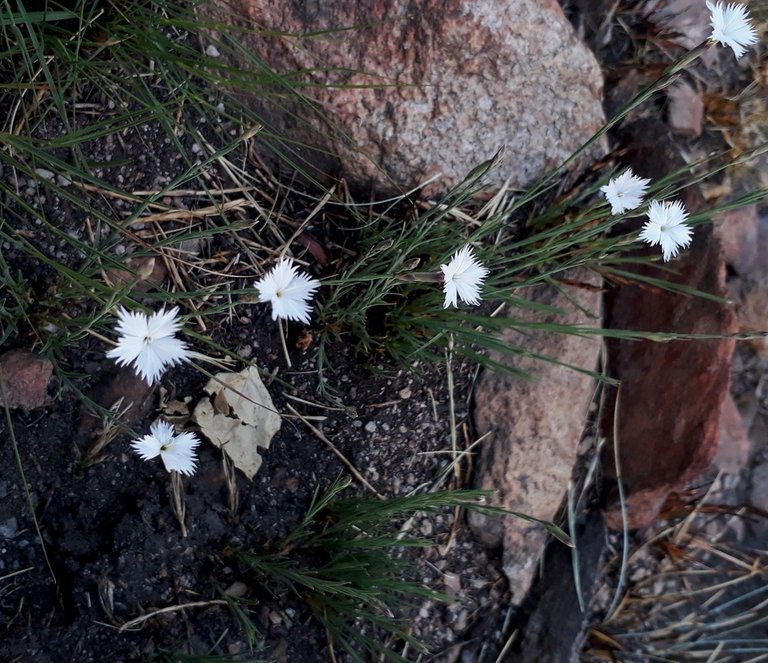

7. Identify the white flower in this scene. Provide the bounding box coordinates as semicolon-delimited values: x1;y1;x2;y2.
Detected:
106;306;189;384
255;258;320;324
600;169;651;215
638;200;693;262
440;245;489;308
131;420;200;476
707;1;758;59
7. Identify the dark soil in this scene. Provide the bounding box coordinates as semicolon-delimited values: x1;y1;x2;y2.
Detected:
1;338;507;661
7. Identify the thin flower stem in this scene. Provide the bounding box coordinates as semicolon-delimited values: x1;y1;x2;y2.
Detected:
607;387;629;620
278;317;292;368
118;600;228;631
446;333;460;485
169;471;187;537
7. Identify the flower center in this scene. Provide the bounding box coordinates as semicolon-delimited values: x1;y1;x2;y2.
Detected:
144;334;154;344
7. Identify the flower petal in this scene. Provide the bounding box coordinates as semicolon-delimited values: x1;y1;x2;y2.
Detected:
440;246;488;307
255;258;320;323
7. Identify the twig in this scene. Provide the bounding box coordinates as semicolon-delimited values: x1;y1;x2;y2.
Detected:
282;185;335;254
169;471;187;538
285;403;386;500
119;600;227;631
325;627;338;663
607;386;629;620
129;199;251;224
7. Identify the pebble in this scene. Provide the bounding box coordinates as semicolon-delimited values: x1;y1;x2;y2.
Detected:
454;608;468;632
0;517;18;540
364;421;377;433
34;168;55;180
205;44;221;58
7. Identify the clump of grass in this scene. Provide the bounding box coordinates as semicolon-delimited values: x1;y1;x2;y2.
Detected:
587;489;768;661
226;478;569;662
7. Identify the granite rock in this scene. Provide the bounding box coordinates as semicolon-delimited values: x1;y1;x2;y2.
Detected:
203;0;605;195
468;268;601;603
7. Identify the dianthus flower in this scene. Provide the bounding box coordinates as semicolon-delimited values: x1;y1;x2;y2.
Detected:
440;245;489;308
638;200;693;262
106;306;189;384
131;420;200;476
254;258;320;324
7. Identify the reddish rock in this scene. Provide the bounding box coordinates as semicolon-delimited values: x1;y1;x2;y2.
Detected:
713;204;758;274
714;393;750;476
601;119;736;530
649;0;717;66
202;0;605;195
468;268;601;602
666;81;703;137
0;349;53;410
104;255;168;292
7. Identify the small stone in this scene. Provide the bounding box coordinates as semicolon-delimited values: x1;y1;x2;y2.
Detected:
268;610;282;625
713;205;758;274
0;517;18;540
714;393;750;475
399;387;412;399
34;168;55;180
364;421;377;433
453;608;468;632
420;519;433;537
56;175;72;187
443;571;461;596
666;81;703;137
205;44;221;58
191;142;202;154
0;349;53;410
224;581;248;598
